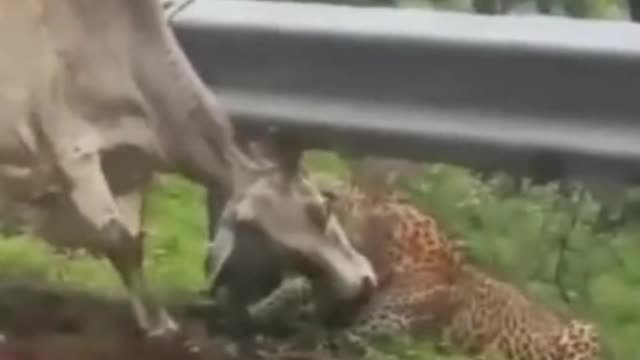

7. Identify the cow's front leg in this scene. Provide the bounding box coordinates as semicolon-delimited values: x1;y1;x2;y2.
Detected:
114;190;179;337
55;137;176;337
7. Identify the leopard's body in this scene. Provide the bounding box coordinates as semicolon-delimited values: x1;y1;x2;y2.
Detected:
247;183;602;360
441;266;602;360
319;185;466;337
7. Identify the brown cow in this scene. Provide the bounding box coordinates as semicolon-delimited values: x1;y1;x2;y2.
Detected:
0;0;376;339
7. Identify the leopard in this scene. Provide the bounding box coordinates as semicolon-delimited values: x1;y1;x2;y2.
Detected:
247;179;603;360
438;265;602;360
247;180;467;347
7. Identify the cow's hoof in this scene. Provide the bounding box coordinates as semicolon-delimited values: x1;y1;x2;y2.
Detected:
145;328;202;358
172;333;202;356
144;321;181;344
145;310;180;337
146;326;179;339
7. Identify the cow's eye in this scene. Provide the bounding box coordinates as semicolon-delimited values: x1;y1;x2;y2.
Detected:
305;202;330;231
320;190;337;202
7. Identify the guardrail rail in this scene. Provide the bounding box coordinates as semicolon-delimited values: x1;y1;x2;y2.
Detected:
169;0;640;182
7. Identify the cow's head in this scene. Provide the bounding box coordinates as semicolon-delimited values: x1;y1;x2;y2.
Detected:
212;136;377;303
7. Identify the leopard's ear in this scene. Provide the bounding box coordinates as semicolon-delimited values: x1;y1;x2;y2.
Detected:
248;127;305;180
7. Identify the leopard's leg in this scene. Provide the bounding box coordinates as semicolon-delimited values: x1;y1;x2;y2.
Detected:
247;276;340;356
248;275;314;327
476;340;508;360
324;315;409;359
338;282;464;358
439;310;487;358
555;320;603;360
437;326;456;355
320;286;412;359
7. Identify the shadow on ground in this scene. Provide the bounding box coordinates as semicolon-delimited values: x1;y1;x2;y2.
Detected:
0;283;334;360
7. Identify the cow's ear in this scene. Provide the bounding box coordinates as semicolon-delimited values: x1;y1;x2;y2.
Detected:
246;140;276;168
250;128;303;179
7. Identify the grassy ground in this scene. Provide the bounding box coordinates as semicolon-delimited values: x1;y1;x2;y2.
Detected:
0;174;210;306
0;151;638;359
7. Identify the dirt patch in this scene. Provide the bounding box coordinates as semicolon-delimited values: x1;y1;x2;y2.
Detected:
0;283;336;360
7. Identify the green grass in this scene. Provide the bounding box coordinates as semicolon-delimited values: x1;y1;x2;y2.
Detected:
0;174;208;303
0;151;638;358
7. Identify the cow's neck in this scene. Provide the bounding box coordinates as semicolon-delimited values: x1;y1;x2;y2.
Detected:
121;0;254;192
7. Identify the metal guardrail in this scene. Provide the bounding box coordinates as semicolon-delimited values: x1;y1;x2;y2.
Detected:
170;0;640;182
631;1;640;22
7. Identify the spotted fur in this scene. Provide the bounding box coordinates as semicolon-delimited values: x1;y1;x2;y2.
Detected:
247;183;602;360
440;267;602;360
248;184;465;338
320;185;465;338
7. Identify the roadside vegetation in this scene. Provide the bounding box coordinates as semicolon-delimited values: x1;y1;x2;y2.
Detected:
0;151;638;358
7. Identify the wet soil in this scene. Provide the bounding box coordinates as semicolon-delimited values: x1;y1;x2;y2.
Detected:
0;283;335;360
